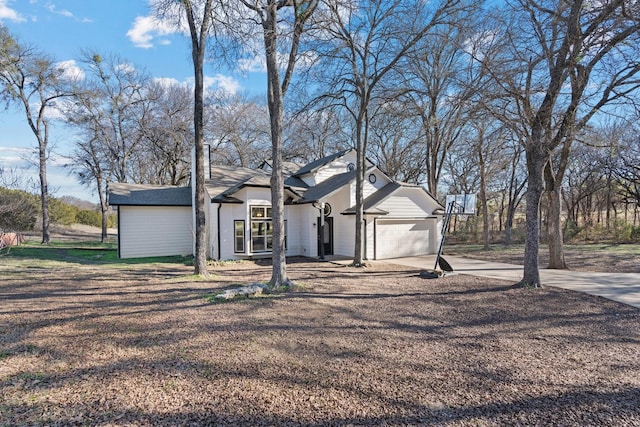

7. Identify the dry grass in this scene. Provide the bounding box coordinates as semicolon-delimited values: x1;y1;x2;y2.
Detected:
445;243;640;273
1;247;639;426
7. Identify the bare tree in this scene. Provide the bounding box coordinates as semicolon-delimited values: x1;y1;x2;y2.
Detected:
65;130;112;242
310;0;469;266
0;25;76;244
76;52;151;184
486;0;640;286
284;108;351;164
152;0;220;276
367;101;424;184
206;92;270;168
607;121;640;206
221;0;318;287
401;13;483;197
139;81;194;185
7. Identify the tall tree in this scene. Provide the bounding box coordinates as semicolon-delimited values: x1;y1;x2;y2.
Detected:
487;0;640;286
311;0;469;266
65;128;112;242
0;25;75;244
139;81;194;185
153;0;218;276
206;92;270;168
65;52;155;242
402;13;483;197
227;0;318;287
183;0;215;277
74;52;151;184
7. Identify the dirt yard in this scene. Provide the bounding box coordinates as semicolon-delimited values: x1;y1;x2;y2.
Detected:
1;248;639;426
445;243;640;273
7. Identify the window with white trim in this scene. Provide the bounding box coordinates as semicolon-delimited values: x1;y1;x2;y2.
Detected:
234;220;245;253
250;206;273;252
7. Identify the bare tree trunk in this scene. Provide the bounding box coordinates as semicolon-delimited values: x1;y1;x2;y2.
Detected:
97;178;108;243
264;1;290;287
478;142;490;250
38;141;50;244
193;116;209;276
520;150;545;287
100;205;108;243
183;0;212;277
353;106;367;266
546;186;567;269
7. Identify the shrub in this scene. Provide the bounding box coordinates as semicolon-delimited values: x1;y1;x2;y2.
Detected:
0;187;38;232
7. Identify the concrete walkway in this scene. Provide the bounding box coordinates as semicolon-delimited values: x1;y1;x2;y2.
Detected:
382;255;640;310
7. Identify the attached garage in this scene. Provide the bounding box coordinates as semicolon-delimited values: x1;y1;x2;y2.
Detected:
374;218;435;259
109;183;193;259
117;205;193;258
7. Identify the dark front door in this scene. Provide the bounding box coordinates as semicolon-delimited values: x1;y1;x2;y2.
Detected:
317;217;333;256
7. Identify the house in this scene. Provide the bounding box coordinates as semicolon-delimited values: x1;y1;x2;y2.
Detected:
108;148;443;260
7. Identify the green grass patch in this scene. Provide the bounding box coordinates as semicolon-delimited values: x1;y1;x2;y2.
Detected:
1;241;191;267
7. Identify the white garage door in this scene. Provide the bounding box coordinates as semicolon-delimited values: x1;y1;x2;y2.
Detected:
376;219;431;259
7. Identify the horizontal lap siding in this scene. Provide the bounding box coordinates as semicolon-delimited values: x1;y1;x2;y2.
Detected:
119;206;193;258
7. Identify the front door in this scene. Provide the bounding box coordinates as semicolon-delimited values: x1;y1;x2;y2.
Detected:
317;217;333;256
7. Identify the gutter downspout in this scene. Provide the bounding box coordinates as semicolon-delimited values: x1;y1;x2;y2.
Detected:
217;203;222;260
373;217;377;260
117;206;121;259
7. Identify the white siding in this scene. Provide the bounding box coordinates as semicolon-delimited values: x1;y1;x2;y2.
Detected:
213;188;319;260
364;215;375;260
119;206;193;259
327;186;355;257
285;204;304;256
212;202;247;260
314;150;359;184
378;188;439;217
363;171;388;198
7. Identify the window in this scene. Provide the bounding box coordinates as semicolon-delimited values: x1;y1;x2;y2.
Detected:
251;206;272;252
249;206;287;253
234;220;245;253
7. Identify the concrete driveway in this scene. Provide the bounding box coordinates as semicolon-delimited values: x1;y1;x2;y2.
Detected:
383;255;640;310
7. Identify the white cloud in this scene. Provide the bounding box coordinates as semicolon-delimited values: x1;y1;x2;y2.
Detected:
152;77;185;88
0;0;25;22
237;51;315;74
56;60;85;82
238;55;267;73
208;74;241;94
45;2;73;18
115;62;136;74
185;74;241;95
126;14;180;49
0;146;33;166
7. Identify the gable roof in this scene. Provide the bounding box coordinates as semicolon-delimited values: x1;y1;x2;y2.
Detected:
207;164;303;203
206;165;269;203
257;159;303;176
341;182;440;215
108;183;192;206
295;169;357;203
292;149;352;177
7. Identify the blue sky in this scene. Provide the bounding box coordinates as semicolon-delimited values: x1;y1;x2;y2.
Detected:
0;0;266;202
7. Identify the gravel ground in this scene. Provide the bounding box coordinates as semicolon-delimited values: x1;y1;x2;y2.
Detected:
1;252;639;426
